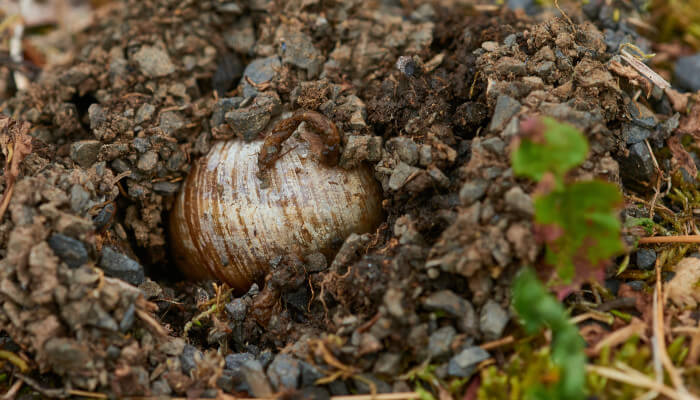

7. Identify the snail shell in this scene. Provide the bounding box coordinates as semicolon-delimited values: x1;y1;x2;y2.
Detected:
169;137;383;292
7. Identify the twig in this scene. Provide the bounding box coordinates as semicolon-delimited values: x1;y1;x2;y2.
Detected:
1;380;22;400
586;365;682;400
480;335;515;351
620;50;670;90
655;260;691;397
638;235;700;244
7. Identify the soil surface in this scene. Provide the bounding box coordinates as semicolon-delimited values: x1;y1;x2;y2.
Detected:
0;0;698;398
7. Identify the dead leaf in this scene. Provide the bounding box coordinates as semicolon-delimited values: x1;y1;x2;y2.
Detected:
664;88;690;113
608;60;653;95
0;116;33;221
667;134;698;178
666;257;700;308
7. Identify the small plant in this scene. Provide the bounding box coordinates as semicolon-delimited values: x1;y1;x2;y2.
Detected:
492;117;626;400
512;117;624;289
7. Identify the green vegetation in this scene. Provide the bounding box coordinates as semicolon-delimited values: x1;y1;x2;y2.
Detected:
512;117;624;284
481;117;627;399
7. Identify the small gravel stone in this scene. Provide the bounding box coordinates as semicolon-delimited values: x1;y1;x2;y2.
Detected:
387;137;419;166
428;326;456;359
388;162;421;191
481;137;506;156
69;185;91;214
424;290;478;334
131;137;150;153
447;347;490;377
70;140;102;168
225;95;280;141
504;186;534;217
118;303;136;332
47;234;88;269
267;354;300;390
211;97;243;127
99;246;145;286
137;150;158;172
132;45;175;77
241;360;274;398
489;95;521;132
225;352;255;370
459;179;488;206
159;111;186;136
277;27;324;77
225;298;248;321
622;123;652;145
241;56;281;97
135;103;155;124
152;181;180;195
619;142;658;191
674;53;700;92
636;248;657;270
180;344;203;375
479;300;509;340
373;353;401;376
300;360;324;387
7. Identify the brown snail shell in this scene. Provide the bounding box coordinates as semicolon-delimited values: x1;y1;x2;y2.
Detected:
169;137;383;292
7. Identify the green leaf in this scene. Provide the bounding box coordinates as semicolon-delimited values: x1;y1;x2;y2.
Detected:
512;268;587;400
512;117;588;184
534;181;623;282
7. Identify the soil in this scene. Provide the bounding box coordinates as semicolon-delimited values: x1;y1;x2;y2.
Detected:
0;0;697;398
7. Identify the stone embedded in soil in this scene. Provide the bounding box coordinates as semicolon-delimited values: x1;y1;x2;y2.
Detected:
70;140;102;168
424;290;478;334
135;103;155;124
225;94;280;141
70;185;91;214
388;162;421;191
241;360;274;398
98;246;145;286
504;186;534;218
241;56;281;98
152;181;180;195
137;150;159;172
459;179;489;206
277;26;324;78
159;111;186;136
480;137;506;156
353;374;393;394
489;95;521;132
47;234;88;269
674;53;700;92
387;137;419;166
447;347;490;378
211;97;244;127
373;353;401;376
339;135;383;168
225;298;248;321
635;248;657;270
181;344;203;375
479;300;509;340
622;123;652;145
267;354;301;390
300;360;324;387
428;326;457;360
618;142;658;191
225;352;256;370
132;45;175;77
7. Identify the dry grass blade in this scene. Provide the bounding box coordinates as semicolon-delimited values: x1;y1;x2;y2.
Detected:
125;392;420;400
620;50;670;90
587;319;647;356
655;262;692;397
586;364;682;399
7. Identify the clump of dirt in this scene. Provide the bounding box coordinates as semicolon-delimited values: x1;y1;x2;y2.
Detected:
0;0;691;397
